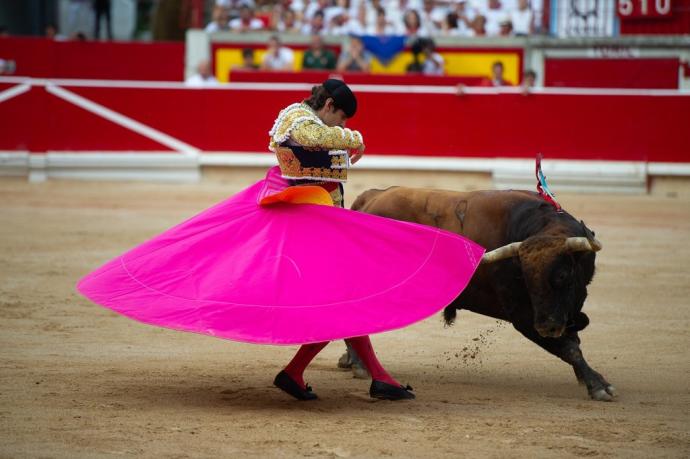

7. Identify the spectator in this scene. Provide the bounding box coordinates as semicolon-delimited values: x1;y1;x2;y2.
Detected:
336;36;372;72
498;16;513;36
406;38;425;73
261;35;295;70
511;0;533;36
402;9;429;37
521;68;537;94
346;1;368;35
45;24;67;40
71;31;88;41
420;38;444;75
301;9;326;35
229;5;265;32
386;0;405;34
302;34;337;69
442;1;474;36
276;8;301;33
218;0;256;19
205;5;231;32
93;0;113;40
420;0;445;36
304;0;331;22
481;0;505;36
324;0;349;25
481;61;511;86
361;0;384;30
233;48;260;70
185;60;220;87
367;7;396;35
469;14;486;36
327;11;355;35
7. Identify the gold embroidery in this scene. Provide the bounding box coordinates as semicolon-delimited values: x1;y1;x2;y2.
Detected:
275;147;348;182
276;148;301;177
269;103;364;152
330;154;347;168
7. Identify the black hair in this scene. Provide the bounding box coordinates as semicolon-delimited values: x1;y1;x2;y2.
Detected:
303;80;356;118
303;85;332;112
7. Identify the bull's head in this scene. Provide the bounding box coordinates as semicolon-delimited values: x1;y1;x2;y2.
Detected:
481;227;601;338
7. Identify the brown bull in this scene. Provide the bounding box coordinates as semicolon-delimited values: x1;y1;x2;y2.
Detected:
352;186;617;401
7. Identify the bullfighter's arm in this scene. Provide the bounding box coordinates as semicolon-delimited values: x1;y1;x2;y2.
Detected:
290;121;364;150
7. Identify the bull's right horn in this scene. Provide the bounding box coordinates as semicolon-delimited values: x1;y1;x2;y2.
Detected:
480;242;522;264
565;237;603;252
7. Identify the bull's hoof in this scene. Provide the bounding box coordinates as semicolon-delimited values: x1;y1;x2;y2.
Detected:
337;351;351;369
590;385;618;402
352;362;370;380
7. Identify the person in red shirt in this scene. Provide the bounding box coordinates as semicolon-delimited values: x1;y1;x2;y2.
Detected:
480;60;512;87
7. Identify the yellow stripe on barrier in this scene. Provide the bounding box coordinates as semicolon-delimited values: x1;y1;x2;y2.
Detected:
216;47;520;84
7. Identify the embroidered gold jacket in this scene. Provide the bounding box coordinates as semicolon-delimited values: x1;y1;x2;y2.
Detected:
268;103;364;182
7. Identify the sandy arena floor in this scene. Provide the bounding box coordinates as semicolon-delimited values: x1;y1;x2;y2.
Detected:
1;169;688;458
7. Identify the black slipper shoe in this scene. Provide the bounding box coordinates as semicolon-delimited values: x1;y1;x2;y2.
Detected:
274;370;318;401
370;380;416;400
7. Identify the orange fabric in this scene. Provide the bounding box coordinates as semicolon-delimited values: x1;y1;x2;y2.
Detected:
259;185;334;207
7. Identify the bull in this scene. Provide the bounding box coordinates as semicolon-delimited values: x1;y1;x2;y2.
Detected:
351;186;617;401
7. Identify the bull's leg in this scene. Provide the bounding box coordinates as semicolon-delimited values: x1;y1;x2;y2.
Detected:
337;341;370;379
511;322;618;402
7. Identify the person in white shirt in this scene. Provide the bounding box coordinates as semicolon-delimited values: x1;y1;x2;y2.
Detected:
441;0;475;36
301;9;327;35
261;35;295;71
366;7;397;35
185;60;220;87
303;0;331;22
205;4;231;32
480;0;505;36
419;0;445;36
275;8;302;33
510;0;533;35
229;5;265;32
421;39;444;75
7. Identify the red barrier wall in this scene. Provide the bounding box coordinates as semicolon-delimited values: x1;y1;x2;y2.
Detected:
545;58;680;89
619;0;690;34
1;81;688;163
0;37;184;81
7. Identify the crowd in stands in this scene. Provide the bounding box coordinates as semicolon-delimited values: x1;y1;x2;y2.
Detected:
206;0;539;38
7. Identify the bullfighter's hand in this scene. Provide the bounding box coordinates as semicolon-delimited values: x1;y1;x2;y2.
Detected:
350;144;365;165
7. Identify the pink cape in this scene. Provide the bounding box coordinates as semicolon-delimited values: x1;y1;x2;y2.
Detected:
77;167;484;345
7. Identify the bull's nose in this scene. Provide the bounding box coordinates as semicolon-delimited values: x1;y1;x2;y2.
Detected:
535;323;566;338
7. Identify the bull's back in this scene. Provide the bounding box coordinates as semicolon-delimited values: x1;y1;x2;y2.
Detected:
352;186;539;250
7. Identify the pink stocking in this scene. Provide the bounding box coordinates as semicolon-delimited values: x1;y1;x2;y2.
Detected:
345;336;400;386
284;342;329;388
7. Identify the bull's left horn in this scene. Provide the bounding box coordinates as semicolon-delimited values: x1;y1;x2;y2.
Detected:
480;242;522;264
565;237;602;252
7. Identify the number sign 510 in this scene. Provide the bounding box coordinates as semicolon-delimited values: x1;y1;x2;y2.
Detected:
618;0;672;17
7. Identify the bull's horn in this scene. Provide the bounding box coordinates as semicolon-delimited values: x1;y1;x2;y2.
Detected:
565;237;602;252
480;242;522;264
